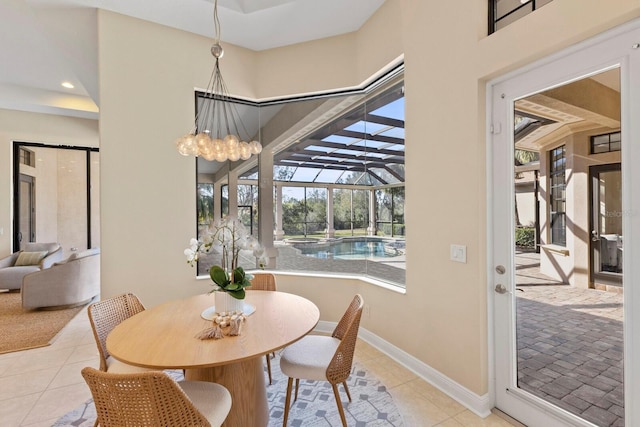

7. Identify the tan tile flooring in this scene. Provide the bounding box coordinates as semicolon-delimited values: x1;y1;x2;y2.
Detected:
0;305;523;427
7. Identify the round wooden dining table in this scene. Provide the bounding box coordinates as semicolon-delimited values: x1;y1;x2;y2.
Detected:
106;290;320;427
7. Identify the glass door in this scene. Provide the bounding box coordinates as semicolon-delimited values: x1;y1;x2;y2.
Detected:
13;142;99;254
490;21;640;426
18;174;35;249
590;164;623;286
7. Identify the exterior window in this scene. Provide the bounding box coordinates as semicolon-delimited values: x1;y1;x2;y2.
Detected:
333;189;369;236
195;69;406;287
221;185;229;217
591;131;621;154
375;187;405;237
197;183;213;225
489;0;554;34
19;147;35;167
238;184;259;236
281;186;327;238
549;145;566;246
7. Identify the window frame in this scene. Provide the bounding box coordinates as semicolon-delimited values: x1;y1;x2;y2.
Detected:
590;131;621;154
549;145;566;246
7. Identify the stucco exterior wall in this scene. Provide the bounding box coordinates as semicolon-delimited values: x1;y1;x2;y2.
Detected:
540;129;622;288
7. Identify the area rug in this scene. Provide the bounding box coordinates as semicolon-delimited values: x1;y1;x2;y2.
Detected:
0;292;85;354
54;354;405;426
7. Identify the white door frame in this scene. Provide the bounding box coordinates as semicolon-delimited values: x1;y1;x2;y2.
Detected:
487;19;640;426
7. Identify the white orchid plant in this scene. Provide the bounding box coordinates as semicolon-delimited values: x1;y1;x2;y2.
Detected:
185;216;267;300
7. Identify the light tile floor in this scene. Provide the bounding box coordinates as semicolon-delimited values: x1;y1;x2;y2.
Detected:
0;304;522;427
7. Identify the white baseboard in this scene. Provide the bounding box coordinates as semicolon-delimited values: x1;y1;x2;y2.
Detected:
315;321;492;418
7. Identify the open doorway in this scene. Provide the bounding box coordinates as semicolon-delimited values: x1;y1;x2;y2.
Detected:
12;142;100;256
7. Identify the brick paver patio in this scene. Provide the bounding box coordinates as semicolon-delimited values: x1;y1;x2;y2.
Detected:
515;251;624;427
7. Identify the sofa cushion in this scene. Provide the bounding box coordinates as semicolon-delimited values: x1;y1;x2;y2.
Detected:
14;251;48;266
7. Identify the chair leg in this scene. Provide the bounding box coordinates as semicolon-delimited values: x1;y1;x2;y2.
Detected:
294;378;300;401
331;383;348;427
342;381;352;402
283;377;294;427
265;354;272;385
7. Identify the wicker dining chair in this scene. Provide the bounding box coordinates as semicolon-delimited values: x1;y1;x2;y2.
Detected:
87;292;148;373
279;294;364;427
81;367;232;427
250;272;277;384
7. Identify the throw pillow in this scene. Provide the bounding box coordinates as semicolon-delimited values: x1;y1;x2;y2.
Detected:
14;251;48;266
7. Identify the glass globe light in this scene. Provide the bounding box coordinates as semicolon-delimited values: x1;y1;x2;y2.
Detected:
212;138;224;153
249;140;262;154
196;133;213;157
182;134;199;156
176;136;189;156
214;151;227;162
193;133;208;156
224;134;239;151
202;149;216;161
228;149;240;161
200;141;215;159
239;141;251;160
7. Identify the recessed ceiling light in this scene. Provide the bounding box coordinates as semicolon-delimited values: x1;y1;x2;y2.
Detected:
61;82;74;89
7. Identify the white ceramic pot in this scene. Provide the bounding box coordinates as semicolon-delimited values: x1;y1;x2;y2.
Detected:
214;291;243;314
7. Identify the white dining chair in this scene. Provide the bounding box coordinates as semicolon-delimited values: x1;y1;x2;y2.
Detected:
279;294;364;427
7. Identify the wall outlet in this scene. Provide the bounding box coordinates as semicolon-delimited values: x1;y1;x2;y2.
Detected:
450;244;467;263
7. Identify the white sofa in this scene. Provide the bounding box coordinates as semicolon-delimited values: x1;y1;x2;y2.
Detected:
21;248;100;310
0;243;64;290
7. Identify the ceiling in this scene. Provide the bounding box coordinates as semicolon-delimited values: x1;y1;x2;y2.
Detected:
0;0;385;119
515;68;621;152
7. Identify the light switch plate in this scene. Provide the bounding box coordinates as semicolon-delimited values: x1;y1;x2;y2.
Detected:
450;244;467;263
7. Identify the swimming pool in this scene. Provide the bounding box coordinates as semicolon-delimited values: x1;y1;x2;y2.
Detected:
292;238;404;260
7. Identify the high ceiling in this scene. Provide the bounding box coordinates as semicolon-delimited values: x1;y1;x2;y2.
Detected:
0;0;385;119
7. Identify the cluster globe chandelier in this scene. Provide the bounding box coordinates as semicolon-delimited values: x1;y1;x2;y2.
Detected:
175;0;262;162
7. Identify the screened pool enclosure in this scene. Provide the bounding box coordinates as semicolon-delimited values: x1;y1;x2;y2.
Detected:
195;70;406;287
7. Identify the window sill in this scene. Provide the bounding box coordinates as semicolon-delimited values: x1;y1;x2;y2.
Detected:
196;270;407;295
540;244;570;256
250;270;407;295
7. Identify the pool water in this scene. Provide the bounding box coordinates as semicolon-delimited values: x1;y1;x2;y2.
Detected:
294;239;402;259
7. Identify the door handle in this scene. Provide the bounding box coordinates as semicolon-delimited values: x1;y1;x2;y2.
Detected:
591;230;599;242
495;284;508;294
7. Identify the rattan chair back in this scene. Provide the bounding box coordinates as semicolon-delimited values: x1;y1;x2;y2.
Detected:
82;367;211;427
249;272;278;383
249;272;277;291
88;293;146;371
327;294;364;385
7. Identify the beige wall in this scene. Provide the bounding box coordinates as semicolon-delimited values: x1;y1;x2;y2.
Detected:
97;0;640;399
0;109;98;257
